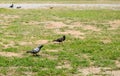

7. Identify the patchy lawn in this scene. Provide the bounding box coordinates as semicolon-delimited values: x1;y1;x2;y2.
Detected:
0;8;120;76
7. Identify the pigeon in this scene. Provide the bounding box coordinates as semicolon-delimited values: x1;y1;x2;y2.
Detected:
9;4;14;8
17;6;21;9
50;7;53;9
26;45;43;56
53;35;66;43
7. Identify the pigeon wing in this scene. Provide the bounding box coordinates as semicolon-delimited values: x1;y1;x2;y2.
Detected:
33;47;40;53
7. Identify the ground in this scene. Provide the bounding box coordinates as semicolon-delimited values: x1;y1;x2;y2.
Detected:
0;0;120;4
0;2;120;76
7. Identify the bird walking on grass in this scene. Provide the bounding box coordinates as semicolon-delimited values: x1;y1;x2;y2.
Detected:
9;4;14;8
26;45;43;56
53;35;66;43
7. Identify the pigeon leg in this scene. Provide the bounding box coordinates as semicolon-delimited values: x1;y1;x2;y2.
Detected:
35;54;39;56
33;54;35;56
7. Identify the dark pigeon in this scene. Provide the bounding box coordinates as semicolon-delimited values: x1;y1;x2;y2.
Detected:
53;35;66;43
10;4;14;8
26;45;43;56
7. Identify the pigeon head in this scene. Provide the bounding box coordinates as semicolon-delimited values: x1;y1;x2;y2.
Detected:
38;45;44;48
63;35;65;38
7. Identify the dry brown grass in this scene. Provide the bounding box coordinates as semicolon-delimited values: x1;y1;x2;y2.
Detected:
0;52;23;57
56;60;72;70
108;20;120;30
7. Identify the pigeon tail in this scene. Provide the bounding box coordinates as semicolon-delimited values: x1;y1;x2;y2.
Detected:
26;51;32;53
53;40;57;42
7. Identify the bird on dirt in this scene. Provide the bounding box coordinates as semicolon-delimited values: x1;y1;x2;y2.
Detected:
53;35;66;43
26;45;43;56
50;7;53;9
9;4;14;8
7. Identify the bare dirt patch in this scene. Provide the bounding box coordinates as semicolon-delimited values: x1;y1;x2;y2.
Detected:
105;70;120;76
115;60;120;67
56;60;72;70
77;66;120;76
57;30;85;39
23;72;36;76
44;21;83;29
78;66;101;76
18;41;33;46
4;40;48;47
108;20;120;30
0;14;20;19
0;52;22;57
45;21;67;29
101;38;111;44
45;49;59;52
72;22;83;27
63;21;83;29
34;40;49;45
0;19;12;25
71;22;101;31
83;25;101;31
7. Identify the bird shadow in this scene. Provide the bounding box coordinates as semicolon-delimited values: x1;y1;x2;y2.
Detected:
30;54;41;58
35;54;41;57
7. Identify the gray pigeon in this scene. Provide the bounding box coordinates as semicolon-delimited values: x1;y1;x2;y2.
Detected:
26;45;43;56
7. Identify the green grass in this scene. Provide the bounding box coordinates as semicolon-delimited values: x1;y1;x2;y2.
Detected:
0;8;120;75
0;0;120;4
